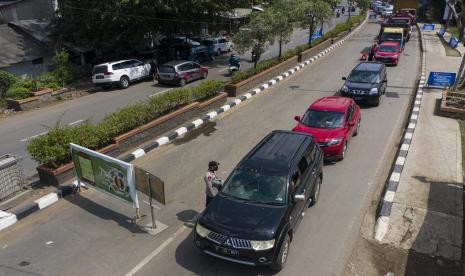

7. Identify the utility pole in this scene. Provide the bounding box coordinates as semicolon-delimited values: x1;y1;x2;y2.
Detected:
307;13;315;46
453;53;465;90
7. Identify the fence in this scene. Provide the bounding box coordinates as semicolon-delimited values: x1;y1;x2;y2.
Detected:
0;155;25;202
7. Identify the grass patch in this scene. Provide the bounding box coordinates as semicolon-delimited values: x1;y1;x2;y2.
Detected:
458;120;465;183
448;26;460;39
438;36;461;57
0;98;6;110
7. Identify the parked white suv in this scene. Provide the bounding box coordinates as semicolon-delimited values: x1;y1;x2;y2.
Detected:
92;59;152;89
202;37;232;56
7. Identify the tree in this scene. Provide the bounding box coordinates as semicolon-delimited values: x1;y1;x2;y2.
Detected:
268;0;299;58
298;0;333;46
233;12;275;67
0;71;16;99
448;0;465;39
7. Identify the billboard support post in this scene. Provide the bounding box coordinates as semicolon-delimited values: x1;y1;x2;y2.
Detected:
146;173;157;229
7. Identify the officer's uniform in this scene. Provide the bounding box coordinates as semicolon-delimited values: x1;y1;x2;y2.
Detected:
204;171;219;206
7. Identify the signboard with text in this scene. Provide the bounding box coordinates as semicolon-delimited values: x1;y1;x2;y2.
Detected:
310;27;323;43
449;36;460;49
427;72;456;88
438;28;446;37
70;143;139;208
422;24;435;31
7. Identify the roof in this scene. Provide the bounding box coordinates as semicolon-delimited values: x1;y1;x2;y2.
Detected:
380;41;401;46
95;60;131;66
161;60;189;66
8;20;51;43
354;62;384;72
383;27;403;33
238;131;312;175
310;97;350;112
0;0;21;8
0;23;51;68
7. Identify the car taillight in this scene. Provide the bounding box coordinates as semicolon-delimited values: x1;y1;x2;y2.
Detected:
104;72;113;76
175;73;179;77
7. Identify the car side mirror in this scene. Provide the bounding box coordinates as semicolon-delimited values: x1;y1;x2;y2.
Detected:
342;77;347;81
294;115;301;122
294;194;305;202
348;121;355;127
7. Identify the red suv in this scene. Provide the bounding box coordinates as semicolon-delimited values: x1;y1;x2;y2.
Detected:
374;41;402;65
292;97;361;161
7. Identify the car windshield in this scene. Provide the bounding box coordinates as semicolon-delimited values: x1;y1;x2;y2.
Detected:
93;65;108;74
348;70;380;83
221;169;287;204
381;33;402;41
301;109;344;129
378;45;398;52
159;66;175;73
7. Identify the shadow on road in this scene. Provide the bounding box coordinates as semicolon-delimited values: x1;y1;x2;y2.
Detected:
174;231;278;276
65;193;147;234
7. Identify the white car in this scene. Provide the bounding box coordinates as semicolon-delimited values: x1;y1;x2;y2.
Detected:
92;59;152;89
202;37;233;56
381;5;394;16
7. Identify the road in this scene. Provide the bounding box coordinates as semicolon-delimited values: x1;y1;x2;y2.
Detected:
0;8;358;177
0;16;420;276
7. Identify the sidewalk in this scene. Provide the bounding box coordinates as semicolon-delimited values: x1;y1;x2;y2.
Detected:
379;25;464;261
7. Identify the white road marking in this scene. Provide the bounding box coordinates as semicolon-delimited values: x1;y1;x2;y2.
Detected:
68;119;83;126
218;68;228;72
149;89;172;98
20;131;49;142
125;226;188;276
142;200;162;210
262;51;271;55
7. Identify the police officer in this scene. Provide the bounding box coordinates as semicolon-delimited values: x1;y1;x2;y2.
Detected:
205;161;220;206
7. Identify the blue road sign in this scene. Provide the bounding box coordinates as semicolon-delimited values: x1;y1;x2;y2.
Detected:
449;35;460;49
437;28;446;37
309;27;323;43
422;24;435;31
427;72;457;87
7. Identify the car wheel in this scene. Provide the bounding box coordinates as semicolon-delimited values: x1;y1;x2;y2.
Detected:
373;97;381;106
354;119;361;136
202;72;208;79
119;76;129;89
309;176;322;207
179;78;186;87
270;234;290;271
340;141;348;160
228;46;232;52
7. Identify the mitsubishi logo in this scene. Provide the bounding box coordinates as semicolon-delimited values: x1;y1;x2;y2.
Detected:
223;238;233;247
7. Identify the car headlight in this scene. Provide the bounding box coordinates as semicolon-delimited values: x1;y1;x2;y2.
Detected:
250;239;275;251
341;86;349;93
327;137;343;146
369;87;378;95
195;223;211;238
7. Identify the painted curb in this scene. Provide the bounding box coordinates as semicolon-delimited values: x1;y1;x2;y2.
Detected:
374;24;427;242
0;185;74;231
120;13;370;163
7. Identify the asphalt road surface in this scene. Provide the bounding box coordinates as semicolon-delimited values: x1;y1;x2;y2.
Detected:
0;7;358;177
0;15;420;276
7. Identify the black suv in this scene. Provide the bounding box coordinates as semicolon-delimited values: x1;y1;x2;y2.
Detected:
340;61;387;106
194;130;324;271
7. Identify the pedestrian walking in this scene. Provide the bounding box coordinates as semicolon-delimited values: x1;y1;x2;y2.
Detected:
204;161;221;206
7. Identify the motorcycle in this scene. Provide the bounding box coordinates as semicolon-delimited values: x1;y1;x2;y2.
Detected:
228;62;241;76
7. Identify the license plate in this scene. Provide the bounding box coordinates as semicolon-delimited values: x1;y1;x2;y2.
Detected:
354;96;363;100
215;245;239;256
159;74;171;80
96;75;104;79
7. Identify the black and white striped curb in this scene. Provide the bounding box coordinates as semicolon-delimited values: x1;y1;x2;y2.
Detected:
374;25;427;241
0;185;74;231
121;16;369;163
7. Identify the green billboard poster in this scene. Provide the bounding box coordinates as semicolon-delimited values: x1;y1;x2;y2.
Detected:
70;143;139;208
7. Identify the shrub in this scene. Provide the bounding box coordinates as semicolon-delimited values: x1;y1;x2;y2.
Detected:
0;71;16;98
5;86;33;100
27;80;224;169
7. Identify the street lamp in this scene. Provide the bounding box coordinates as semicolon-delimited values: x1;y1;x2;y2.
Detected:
307;13;315;45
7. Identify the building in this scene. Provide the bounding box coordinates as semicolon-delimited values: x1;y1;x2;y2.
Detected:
0;21;54;78
0;0;57;24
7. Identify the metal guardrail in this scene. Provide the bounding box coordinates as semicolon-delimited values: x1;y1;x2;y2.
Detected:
0;154;25;202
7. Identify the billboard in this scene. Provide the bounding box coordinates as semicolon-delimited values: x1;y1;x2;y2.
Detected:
70;143;139;208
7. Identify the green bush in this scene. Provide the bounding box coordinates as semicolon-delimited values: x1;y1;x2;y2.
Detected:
27;80;225;169
5;86;33;100
0;71;16;98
